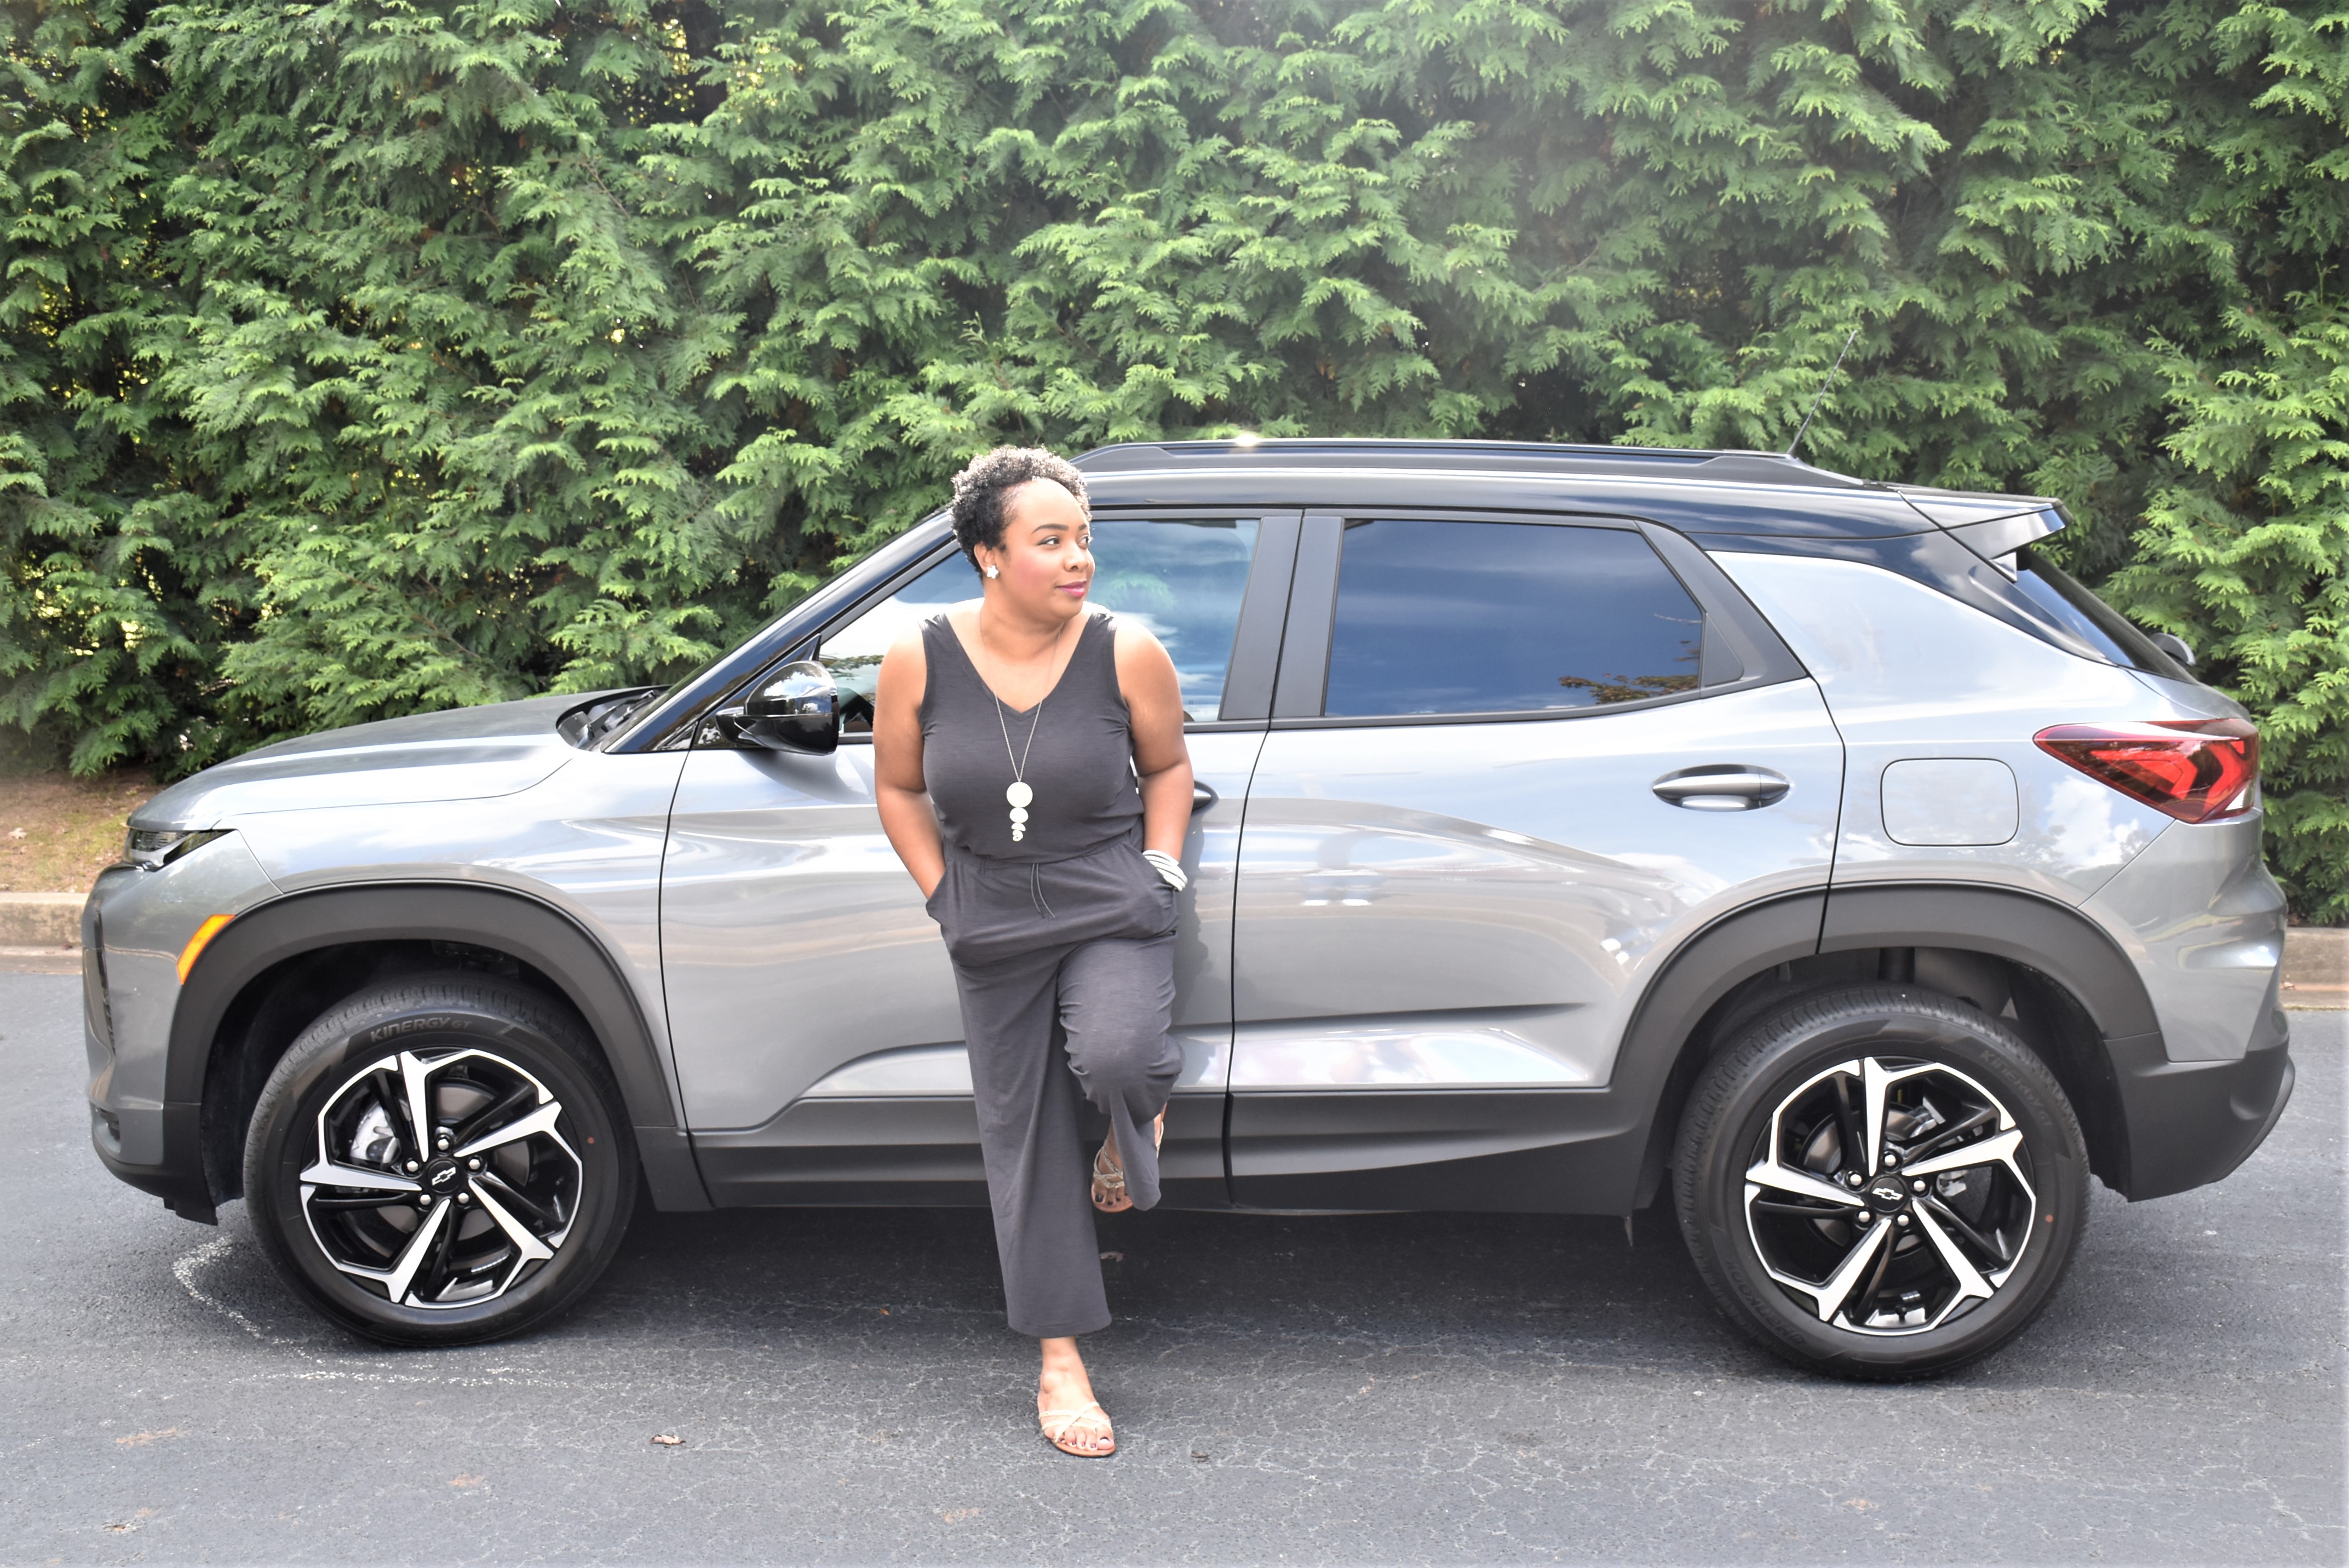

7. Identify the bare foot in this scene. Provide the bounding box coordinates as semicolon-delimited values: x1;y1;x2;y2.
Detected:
1037;1336;1113;1456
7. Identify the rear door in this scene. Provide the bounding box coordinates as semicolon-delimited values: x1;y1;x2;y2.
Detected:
661;512;1297;1206
1226;512;1843;1210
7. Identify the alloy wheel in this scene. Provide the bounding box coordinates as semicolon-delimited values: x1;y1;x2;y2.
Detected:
298;1048;583;1309
1743;1054;2038;1336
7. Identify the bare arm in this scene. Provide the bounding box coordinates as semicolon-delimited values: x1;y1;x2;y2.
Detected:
1115;621;1193;860
872;627;945;899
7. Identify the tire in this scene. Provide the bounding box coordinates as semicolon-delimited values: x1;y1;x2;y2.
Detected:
1673;984;2088;1380
243;974;638;1346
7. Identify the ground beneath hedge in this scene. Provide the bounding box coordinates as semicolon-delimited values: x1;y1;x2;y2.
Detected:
1;770;157;892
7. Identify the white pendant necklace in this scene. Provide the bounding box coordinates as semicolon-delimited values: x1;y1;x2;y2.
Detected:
983;613;1075;845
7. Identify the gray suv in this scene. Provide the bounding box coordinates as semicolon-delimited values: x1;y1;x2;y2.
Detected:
83;440;2293;1379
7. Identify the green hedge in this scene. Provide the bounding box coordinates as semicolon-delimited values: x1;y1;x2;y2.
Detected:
4;0;2344;917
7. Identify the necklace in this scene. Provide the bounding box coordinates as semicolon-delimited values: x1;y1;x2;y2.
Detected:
980;612;1077;845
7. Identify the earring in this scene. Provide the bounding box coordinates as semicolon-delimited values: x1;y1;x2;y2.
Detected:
984;565;1000;579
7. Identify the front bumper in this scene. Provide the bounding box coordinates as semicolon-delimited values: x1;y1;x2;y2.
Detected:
83;840;279;1224
89;1100;215;1222
2105;997;2294;1201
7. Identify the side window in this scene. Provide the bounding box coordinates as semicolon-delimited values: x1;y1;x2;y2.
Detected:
816;518;1262;732
1085;518;1259;721
1322;520;1703;719
817;555;970;733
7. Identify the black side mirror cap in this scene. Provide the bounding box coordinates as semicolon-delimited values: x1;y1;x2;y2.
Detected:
741;661;841;754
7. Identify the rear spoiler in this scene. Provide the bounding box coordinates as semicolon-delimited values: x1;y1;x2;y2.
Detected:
1942;506;2067;578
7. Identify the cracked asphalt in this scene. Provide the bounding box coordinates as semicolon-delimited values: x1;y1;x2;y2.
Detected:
2;970;2341;1565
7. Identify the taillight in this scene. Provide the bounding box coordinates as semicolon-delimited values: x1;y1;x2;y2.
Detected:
2033;717;2259;823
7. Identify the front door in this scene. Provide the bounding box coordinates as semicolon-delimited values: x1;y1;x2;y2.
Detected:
1227;512;1844;1210
661;513;1296;1205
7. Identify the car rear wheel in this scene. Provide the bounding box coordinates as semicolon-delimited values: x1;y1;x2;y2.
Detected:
1673;984;2088;1380
243;975;637;1345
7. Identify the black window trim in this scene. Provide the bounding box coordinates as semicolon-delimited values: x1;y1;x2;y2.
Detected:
1265;507;1807;731
611;518;954;754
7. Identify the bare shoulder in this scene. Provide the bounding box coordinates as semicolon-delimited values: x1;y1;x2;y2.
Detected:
879;620;931;673
1107;612;1180;715
1107;611;1169;667
875;621;931;710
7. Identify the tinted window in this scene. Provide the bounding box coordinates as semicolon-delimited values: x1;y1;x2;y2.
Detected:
1088;518;1260;720
818;518;1261;730
2011;549;2185;677
1322;520;1703;718
815;554;970;732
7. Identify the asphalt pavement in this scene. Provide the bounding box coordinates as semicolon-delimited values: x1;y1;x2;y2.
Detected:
2;970;2341;1565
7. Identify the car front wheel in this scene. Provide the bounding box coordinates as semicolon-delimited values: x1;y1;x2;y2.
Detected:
1674;985;2088;1380
243;975;637;1345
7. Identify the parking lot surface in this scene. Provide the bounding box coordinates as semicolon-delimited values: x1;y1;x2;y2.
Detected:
2;970;2340;1565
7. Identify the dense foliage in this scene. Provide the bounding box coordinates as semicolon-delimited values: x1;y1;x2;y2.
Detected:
4;0;2344;916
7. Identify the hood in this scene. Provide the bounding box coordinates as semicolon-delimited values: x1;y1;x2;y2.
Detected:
133;693;595;829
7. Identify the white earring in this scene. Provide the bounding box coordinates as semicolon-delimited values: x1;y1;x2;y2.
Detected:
984;565;1000;579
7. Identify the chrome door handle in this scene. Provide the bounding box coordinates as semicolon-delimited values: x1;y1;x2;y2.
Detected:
1193;782;1219;809
1652;765;1791;811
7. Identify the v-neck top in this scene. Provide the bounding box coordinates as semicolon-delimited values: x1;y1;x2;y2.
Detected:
918;611;1142;862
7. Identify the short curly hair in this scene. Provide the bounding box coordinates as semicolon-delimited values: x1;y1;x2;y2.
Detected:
947;447;1089;575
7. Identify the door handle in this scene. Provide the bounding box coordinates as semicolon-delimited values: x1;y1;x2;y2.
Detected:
1652;765;1791;811
1192;782;1219;810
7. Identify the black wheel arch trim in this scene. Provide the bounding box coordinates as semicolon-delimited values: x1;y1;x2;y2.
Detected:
165;882;710;1216
1621;880;2186;1211
1616;891;1833;1213
1817;882;2159;1039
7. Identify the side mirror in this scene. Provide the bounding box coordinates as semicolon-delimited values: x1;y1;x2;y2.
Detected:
740;661;840;754
2150;631;2197;671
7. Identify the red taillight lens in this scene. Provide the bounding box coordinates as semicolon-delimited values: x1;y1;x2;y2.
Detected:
2033;717;2259;824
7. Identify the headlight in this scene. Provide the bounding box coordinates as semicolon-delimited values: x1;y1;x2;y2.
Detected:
123;828;228;871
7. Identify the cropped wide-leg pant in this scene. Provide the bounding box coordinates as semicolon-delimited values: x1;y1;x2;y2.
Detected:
928;834;1183;1338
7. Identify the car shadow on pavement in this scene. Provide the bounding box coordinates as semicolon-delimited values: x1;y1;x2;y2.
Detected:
579;1199;1750;1368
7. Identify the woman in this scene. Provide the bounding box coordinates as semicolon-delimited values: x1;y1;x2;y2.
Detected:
872;446;1195;1458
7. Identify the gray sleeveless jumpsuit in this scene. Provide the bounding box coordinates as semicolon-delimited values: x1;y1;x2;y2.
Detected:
918;611;1183;1338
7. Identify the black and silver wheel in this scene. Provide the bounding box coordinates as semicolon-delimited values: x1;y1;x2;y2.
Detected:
1674;985;2088;1380
244;976;637;1345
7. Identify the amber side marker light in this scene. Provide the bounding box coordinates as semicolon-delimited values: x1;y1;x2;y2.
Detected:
177;914;235;984
2033;717;2259;824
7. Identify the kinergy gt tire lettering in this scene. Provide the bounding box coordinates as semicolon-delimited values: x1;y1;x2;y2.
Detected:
1673;985;2089;1380
244;976;637;1346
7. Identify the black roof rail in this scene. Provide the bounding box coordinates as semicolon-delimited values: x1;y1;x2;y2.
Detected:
1069;438;1873;489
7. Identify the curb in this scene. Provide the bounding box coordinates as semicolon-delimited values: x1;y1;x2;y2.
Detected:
2283;926;2347;1009
0;893;82;947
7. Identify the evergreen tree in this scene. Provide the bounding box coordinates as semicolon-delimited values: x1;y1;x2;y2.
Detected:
4;0;2343;916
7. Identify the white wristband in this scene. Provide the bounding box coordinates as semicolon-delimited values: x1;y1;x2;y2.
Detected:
1141;849;1187;892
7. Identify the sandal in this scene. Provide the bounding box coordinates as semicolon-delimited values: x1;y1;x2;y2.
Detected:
1090;1112;1165;1214
1090;1144;1132;1213
1039;1400;1116;1457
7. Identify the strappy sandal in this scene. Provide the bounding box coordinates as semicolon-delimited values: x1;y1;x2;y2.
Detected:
1090;1144;1132;1213
1090;1112;1165;1214
1039;1400;1116;1457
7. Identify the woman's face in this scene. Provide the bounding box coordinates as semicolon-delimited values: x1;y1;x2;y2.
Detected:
979;480;1093;621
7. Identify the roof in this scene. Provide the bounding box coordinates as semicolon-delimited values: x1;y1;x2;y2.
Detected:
1070;438;2052;539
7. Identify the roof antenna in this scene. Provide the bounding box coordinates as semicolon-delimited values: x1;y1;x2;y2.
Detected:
1785;325;1861;459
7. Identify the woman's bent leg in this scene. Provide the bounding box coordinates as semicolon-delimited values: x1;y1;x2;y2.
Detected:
1057;932;1181;1210
954;946;1111;1338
